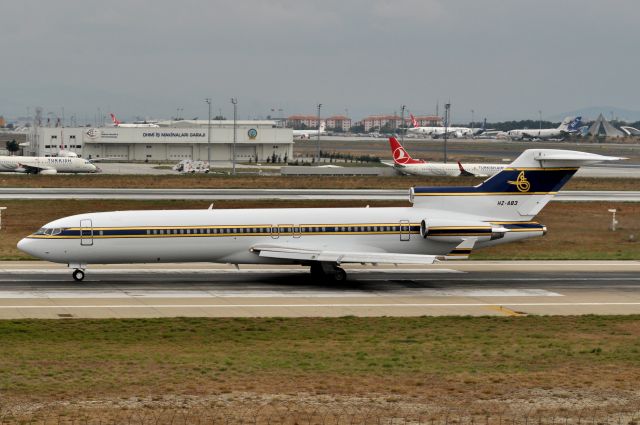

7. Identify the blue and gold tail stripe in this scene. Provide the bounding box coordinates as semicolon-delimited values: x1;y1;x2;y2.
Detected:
28;223;423;240
413;168;577;196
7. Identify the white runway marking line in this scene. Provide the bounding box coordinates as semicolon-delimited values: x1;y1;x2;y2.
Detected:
0;302;640;309
0;288;562;299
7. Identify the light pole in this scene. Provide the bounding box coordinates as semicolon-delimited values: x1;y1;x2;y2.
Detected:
471;109;475;130
538;110;542;131
316;103;322;163
400;105;406;144
231;98;237;176
443;103;451;163
205;98;211;166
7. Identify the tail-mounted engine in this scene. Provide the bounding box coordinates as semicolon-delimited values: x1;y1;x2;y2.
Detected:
420;219;507;242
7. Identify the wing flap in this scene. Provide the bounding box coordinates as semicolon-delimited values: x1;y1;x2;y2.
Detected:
252;244;437;265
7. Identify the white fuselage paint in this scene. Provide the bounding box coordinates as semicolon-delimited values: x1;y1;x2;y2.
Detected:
0;156;97;173
396;162;505;177
407;126;473;138
507;128;565;140
18;207;539;266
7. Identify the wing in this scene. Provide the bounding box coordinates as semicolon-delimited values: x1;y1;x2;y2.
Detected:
251;243;437;265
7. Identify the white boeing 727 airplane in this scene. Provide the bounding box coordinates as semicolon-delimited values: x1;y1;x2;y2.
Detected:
385;137;505;177
18;149;622;282
0;156;97;174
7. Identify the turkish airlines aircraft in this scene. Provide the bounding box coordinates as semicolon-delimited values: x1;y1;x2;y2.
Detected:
110;113;159;128
293;122;326;139
18;149;622;282
385;137;505;177
0;156;97;174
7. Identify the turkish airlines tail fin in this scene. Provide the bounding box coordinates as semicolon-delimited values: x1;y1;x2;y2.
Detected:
389;137;425;165
109;113;121;126
409;114;419;128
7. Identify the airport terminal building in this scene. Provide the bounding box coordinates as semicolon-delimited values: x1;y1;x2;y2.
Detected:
27;120;294;162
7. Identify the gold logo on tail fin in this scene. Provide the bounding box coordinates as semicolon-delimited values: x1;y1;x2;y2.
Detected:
507;171;531;192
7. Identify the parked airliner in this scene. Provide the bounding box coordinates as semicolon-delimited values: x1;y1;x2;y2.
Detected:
18;149;622;282
0;156;97;174
407;114;475;138
384;137;505;177
293;122;326;139
110;113;159;128
504;117;582;140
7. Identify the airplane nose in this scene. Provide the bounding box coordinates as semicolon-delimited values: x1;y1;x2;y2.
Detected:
17;238;40;258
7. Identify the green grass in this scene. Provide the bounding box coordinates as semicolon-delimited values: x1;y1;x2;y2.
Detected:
1;316;640;400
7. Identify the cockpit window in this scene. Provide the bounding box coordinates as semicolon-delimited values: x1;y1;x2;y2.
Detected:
34;227;65;236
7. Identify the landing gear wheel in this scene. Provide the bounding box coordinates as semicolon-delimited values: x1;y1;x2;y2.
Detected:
333;267;347;282
72;269;85;282
309;263;324;277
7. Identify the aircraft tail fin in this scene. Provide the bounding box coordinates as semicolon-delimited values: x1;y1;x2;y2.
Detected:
566;116;582;132
557;116;582;131
389;137;425;165
409;114;419;128
110;113;121;126
411;149;624;220
319;121;326;132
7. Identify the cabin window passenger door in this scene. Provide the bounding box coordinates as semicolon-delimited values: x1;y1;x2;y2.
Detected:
80;219;93;246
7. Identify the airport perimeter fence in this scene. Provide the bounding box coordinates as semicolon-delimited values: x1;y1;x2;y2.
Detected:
1;402;640;425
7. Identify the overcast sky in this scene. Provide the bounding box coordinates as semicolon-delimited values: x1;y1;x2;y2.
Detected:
2;0;639;123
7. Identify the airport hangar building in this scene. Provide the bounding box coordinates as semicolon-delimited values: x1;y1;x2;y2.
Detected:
26;120;294;162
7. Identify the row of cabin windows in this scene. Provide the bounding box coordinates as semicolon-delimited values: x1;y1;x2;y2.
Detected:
44;145;82;149
137;226;408;236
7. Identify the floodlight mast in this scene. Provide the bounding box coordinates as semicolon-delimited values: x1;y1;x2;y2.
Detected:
205;98;212;167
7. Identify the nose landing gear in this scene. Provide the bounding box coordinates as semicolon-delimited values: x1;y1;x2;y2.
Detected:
72;269;85;282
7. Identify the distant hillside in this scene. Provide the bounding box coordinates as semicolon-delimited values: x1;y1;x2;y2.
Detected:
550;107;640;122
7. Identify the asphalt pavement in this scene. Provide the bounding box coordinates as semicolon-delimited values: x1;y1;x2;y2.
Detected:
0;261;638;319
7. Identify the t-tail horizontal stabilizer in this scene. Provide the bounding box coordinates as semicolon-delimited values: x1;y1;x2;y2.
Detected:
411;149;624;221
443;238;477;260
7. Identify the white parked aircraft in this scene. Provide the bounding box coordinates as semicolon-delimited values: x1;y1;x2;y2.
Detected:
293;122;326;139
384;137;505;177
0;156;98;174
18;149;622;282
504;117;582;140
110;113;159;128
406;114;475;138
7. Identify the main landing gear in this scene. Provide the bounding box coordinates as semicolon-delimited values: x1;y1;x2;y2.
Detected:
72;269;85;282
310;262;347;282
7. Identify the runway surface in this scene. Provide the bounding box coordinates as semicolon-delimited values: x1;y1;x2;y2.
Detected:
1;261;639;319
1;188;639;201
